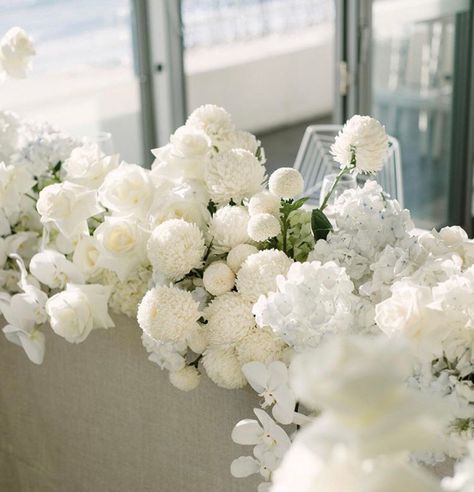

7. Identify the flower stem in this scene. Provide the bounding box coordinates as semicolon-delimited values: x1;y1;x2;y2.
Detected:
319;166;350;212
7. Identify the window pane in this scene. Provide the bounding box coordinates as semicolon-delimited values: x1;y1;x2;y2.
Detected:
0;0;142;163
181;0;335;172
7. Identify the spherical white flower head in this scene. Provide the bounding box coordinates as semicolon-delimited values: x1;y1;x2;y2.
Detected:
203;261;235;296
248;213;281;242
236;249;293;302
226;244;259;273
248;190;280;217
169;366;201;392
236;327;287;365
204;291;255;346
331;115;388;173
186;324;208;354
208;205;250;254
205;148;266;205
137;285;201;344
186;104;235;144
202;346;247;389
253;261;356;350
147;218;206;281
269;167;304;199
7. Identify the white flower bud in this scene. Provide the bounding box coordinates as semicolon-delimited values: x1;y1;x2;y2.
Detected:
269;167;304;199
247;213;281;242
248;190;281;217
203;261;235;296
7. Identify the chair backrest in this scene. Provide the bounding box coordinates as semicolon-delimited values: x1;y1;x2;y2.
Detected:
293;124;404;208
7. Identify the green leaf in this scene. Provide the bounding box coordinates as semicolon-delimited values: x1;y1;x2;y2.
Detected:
290;196;310;211
311;208;332;241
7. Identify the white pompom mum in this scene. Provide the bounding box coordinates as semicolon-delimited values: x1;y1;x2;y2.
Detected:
169;366;201;391
203;261;235;296
248;190;280;217
269;167;304;199
226;244;259;273
247;213;281;242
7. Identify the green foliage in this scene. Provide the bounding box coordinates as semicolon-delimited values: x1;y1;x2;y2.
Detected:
311;208;333;241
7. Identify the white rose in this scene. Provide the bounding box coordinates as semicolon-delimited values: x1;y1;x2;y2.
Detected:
72;235;101;278
63;144;119;188
0;27;35;79
94;216;148;281
46;283;114;344
37;182;103;239
30;249;85;289
148;180;211;230
98;162;153;218
151;126;211;181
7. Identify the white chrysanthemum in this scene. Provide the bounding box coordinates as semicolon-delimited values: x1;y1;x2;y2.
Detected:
147;219;206;281
248;190;280;217
228;130;261;156
205;292;255;346
186;104;235;145
205;148;266;205
203;261;235;296
269;167;304;199
236;326;287;365
247;213;281;242
227;243;259;273
202;346;247;389
208;205;250;254
187;324;208;354
253;261;357;350
137;286;202;343
236;249;293;302
169;366;201;392
331;115;388;173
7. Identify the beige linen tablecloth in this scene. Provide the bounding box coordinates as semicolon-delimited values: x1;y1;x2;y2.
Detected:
0;316;260;492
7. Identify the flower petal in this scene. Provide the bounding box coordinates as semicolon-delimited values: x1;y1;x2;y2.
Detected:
230;456;260;478
242;361;268;393
231;418;262;445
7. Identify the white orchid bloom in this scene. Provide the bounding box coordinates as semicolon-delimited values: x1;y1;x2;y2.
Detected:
0;255;47;364
232;408;291;459
30;249;85;289
242;361;296;425
231;446;279;490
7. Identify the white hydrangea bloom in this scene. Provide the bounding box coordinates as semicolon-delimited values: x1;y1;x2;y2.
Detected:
331;115;388;173
253;261;356;350
205;148;266;205
268;168;304;199
247;213;281;242
204;292;255;346
203;261;235;296
208;205;250;254
202;346;247;389
226;243;259;273
0;110;19;162
236;249;293;303
147;218;206;281
137;285;202;344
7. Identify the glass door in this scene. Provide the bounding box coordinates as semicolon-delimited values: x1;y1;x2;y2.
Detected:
336;0;474;232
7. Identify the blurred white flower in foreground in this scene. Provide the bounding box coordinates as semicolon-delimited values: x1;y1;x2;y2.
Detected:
0;27;35;80
443;440;474;491
271;335;448;492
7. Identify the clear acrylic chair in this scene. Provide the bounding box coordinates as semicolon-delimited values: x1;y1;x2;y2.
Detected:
293;124;404;207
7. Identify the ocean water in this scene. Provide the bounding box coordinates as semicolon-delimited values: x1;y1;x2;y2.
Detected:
0;0;333;74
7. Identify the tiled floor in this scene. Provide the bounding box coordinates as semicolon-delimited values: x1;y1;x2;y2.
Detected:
258;115;331;174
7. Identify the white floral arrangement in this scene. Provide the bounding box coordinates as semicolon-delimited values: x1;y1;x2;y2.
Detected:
2;26;474;492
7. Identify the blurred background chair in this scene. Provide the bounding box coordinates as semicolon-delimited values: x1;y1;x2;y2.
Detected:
293;124;403;207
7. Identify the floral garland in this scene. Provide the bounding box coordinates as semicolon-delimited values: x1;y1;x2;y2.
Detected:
2;27;474;491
